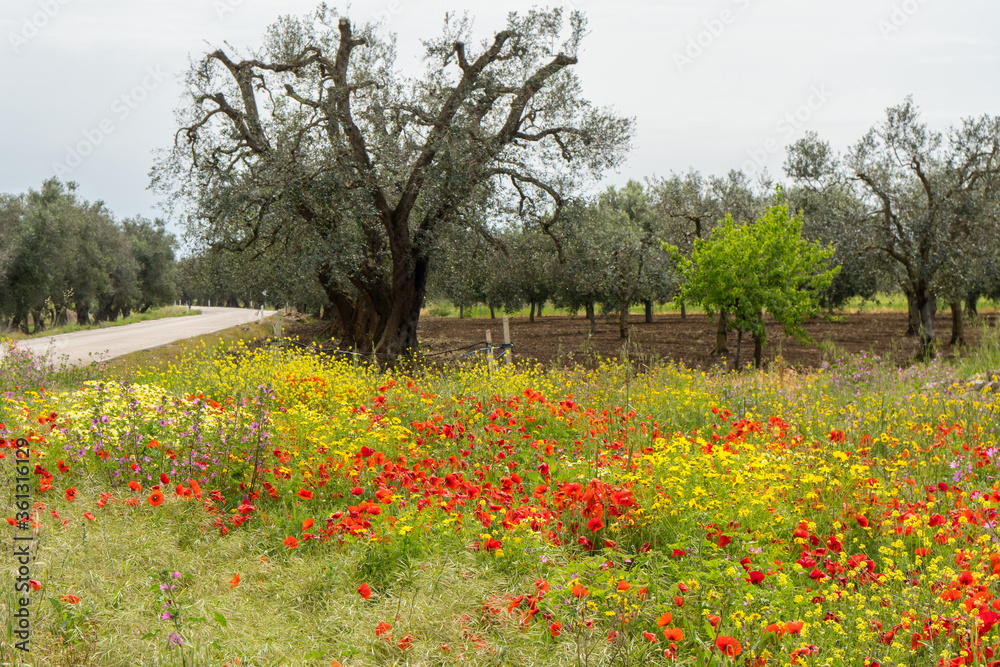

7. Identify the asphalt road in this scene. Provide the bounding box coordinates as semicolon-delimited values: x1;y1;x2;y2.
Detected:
4;307;277;366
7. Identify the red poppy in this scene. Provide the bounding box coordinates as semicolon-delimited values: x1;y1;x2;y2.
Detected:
375;621;392;638
351;487;364;496
674;595;684;606
57;460;69;474
856;514;869;528
637;586;648;600
617;581;631;592
587;517;604;532
358;583;372;600
128;480;142;493
160;472;170;485
147;490;164;507
229;573;240;588
549;621;562;637
785;620;804;634
61;594;80;604
297;489;313;500
746;571;765;585
82;512;95;522
716;635;742;658
657;612;672;627
302;518;314;530
643;631;658;642
283;536;299;549
571;583;589;598
29;580;42;591
663;627;683;641
65;487;77;502
396;634;414;651
190;479;202;500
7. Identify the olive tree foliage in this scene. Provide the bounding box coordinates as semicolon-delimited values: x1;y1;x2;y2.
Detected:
651;170;769;259
788;98;1000;355
783;134;882;311
153;5;632;359
592;181;670;338
500;227;559;321
549;200;607;332
425;221;496;317
179;221;333;314
670;199;839;370
546;182;677;337
0;180;178;332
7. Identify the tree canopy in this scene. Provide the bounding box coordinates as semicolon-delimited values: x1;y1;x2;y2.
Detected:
154;5;632;359
670;198;839;369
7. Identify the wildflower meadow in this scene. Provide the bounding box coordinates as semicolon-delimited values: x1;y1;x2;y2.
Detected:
2;331;1000;666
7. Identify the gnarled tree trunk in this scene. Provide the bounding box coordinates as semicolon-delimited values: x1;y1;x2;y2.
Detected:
950;300;965;346
586;302;596;333
966;291;979;319
915;287;937;357
644;299;653;323
713;310;729;356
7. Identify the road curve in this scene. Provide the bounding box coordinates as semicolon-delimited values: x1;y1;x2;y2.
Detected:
4;307;277;366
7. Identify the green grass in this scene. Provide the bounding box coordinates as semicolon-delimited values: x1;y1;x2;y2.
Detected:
426;293;1000;320
4;306;202;340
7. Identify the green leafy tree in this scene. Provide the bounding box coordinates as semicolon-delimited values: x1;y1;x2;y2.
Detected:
651;169;770;347
671;199;840;369
121;218;179;313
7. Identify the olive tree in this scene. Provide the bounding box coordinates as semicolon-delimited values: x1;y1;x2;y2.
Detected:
790;98;1000;356
154;6;632;359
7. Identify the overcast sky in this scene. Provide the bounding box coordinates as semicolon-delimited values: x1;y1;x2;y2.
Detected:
2;0;998;237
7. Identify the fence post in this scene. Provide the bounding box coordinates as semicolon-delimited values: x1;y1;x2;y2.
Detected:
502;316;512;367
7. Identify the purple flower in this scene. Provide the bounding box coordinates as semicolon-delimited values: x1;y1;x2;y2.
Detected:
167;632;183;647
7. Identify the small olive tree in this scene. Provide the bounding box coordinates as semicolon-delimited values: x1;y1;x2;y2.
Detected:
670;199;839;369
